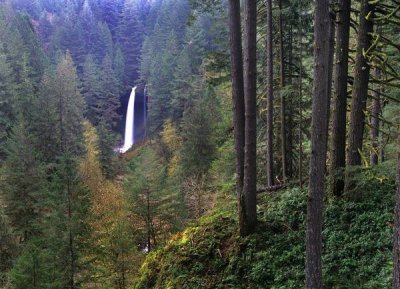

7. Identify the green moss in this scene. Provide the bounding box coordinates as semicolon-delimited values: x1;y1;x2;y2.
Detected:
133;163;396;289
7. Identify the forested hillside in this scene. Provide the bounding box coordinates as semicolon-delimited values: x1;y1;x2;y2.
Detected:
0;0;399;288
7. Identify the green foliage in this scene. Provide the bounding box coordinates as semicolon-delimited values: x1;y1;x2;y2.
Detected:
180;93;218;179
124;146;183;250
8;241;64;289
1;117;46;239
118;0;145;87
134;165;396;289
0;52;14;160
0;207;16;287
82;53;102;124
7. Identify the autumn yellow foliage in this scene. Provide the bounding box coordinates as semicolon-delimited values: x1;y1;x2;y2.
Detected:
79;121;141;288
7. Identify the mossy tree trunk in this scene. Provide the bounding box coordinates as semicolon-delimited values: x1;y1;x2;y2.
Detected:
394;134;400;289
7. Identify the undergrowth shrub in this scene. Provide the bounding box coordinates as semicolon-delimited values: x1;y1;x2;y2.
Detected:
134;162;396;289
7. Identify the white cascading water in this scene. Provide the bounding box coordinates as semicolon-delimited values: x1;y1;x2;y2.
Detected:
120;86;137;153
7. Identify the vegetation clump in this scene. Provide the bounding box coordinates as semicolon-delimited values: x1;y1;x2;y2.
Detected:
135;163;396;289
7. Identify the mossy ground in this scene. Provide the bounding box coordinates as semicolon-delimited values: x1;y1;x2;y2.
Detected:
133;162;396;289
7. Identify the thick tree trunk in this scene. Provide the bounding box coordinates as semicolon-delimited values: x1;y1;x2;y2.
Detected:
346;0;374;167
278;0;288;182
228;0;245;197
370;67;381;165
393;135;400;289
243;0;257;234
266;0;274;187
305;0;332;287
228;0;246;235
331;0;351;196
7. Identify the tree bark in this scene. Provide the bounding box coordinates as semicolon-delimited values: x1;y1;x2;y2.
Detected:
67;178;75;289
146;191;151;252
346;0;374;167
243;0;257;234
370;67;381;165
393;134;400;289
331;0;351;196
266;0;274;187
298;21;303;189
305;0;332;287
228;0;246;235
326;14;335;157
287;25;294;178
278;0;288;182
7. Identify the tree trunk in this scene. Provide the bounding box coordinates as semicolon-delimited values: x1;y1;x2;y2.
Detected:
326;14;335;157
146;191;151;252
278;0;287;182
305;0;332;287
331;0;351;196
346;0;374;167
287;25;294;178
393;134;400;289
67;178;75;289
266;0;274;187
370;67;381;165
243;0;257;234
227;0;246;234
298;21;303;189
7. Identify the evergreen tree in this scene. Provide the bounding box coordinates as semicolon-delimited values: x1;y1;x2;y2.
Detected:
0;52;13;160
92;21;113;63
118;1;144;86
98;0;124;39
113;45;125;93
31;72;60;163
82;53;101;124
1;116;45;242
180;94;217;179
124;146;179;252
242;0;257;234
330;0;351;196
305;0;332;287
54;52;85;154
96;54;120;177
80;0;97;56
99;54;120;128
0;207;16;287
8;241;61;289
346;0;375;175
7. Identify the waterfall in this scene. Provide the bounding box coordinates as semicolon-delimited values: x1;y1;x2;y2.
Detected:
120;86;137;153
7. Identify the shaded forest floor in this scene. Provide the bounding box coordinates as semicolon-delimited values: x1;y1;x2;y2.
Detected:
133;161;396;289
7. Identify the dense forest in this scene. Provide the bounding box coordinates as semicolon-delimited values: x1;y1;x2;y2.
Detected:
0;0;399;288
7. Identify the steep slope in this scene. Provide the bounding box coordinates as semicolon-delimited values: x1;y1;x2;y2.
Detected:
134;162;396;289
